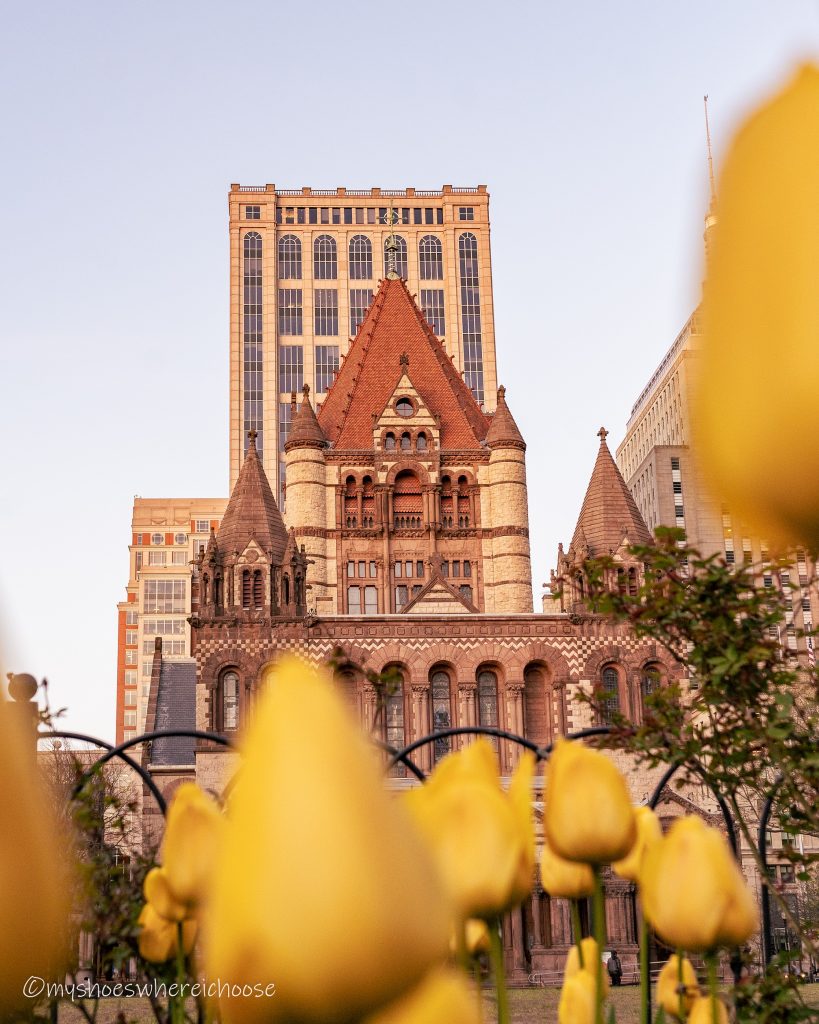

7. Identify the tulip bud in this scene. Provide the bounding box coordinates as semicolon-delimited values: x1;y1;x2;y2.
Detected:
161;782;224;908
544;739;636;863
406;739;535;919
558;968;596;1024
688;995;729;1024
362;968;481;1024
449;919;491;957
695;63;819;547
656;954;700;1018
540;840;595;899
613;806;662;883
565;937;609;994
0;698;70;1014
138;903;197;964
205;657;451;1024
640;816;758;951
144;866;187;922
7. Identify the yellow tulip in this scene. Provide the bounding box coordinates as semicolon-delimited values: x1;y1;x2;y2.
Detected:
144;866;187;922
565;937;609;993
161;782;224;908
656;955;700;1018
0;698;69;1014
406;740;535;919
362;968;480;1024
640;816;758;951
449;918;491;957
205;657;451;1024
613;806;662;883
558;968;597;1024
544;738;636;863
540;840;595;899
138;903;197;964
688;995;729;1024
696;63;819;547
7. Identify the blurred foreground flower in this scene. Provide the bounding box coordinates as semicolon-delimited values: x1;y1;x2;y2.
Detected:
688;994;729;1024
640;816;757;951
558;968;596;1024
206;657;451;1024
612;805;662;883
544;738;636;863
405;740;535;920
0;697;69;1013
656;954;700;1018
696;63;819;547
363;967;480;1024
539;840;594;899
565;937;608;994
138;903;197;964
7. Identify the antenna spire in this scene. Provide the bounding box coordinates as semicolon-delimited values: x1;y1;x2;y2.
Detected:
704;94;717;210
384;201;400;279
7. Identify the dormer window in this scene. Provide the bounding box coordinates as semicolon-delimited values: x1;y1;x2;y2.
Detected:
395;397;414;418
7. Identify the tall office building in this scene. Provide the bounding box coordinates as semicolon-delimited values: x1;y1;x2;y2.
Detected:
228;185;499;503
115;498;226;743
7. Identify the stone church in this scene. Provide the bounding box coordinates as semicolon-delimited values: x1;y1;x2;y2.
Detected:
143;275;691;982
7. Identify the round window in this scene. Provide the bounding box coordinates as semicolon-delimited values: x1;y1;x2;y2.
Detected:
396;397;414;417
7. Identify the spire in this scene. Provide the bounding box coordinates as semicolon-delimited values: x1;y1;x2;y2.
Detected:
704;94;717;212
485;385;526;449
285;384;327;450
569;428;652;557
383;202;400;279
216;430;288;562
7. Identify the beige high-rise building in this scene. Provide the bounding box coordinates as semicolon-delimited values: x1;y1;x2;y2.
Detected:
228;184;498;505
115;498;226;742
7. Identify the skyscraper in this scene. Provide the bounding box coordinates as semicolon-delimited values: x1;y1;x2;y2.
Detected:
228;185;499;504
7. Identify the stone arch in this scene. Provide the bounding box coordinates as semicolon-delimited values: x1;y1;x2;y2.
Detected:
522;659;553;746
385;460;431;487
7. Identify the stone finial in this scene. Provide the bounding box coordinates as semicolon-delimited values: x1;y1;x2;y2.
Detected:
248;429;258;444
7;673;37;702
302;383;310;399
498;385;506;401
597;427;609;442
399;351;410;369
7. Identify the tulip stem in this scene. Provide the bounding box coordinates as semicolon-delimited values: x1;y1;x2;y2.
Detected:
571;900;585;968
640;916;650;1024
707;952;719;1024
173;922;186;1024
677;948;685;1022
592;868;607;1024
488;917;510;1024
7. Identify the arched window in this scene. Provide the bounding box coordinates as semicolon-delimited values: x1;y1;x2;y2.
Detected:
343;474;357;526
440;475;454;529
458;232;484;403
601;667;621;724
278;235;302;279
282;573;290;606
393;470;422;530
241;569;251;609
335;669;359;715
252;570;264;608
477;669;499;729
362;475;375;528
524;665;550;745
385;671;406;776
384;234;408;278
628;567;638;596
641;663;662;704
419;234;443;280
457;474;471;528
400;431;411;451
313;235;337;279
416;432;427;451
431;670;452;763
214;574;222;609
222;671;239;731
384;432;396;451
349;235;372;280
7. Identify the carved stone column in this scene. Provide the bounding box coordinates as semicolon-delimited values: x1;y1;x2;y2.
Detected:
411;684;431;772
363;684;379;735
457;681;477;749
505;681;525;773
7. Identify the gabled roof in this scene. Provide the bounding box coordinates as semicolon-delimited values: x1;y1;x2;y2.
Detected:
570;428;653;556
216;432;288;562
150;660;196;767
285;385;327;450
401;573;478;614
485;385;525;449
318;278;490;450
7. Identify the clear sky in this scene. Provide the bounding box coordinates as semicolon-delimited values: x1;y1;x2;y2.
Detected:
1;1;818;741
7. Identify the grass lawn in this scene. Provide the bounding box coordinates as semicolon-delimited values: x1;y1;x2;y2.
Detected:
57;983;819;1023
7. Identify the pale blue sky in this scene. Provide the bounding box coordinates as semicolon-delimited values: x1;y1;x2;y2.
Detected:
1;1;818;740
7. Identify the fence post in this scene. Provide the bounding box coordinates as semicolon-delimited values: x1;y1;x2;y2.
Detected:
5;672;39;757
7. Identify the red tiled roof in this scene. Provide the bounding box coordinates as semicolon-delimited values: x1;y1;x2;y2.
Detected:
318;278;490;450
570;430;653;556
217;433;288;561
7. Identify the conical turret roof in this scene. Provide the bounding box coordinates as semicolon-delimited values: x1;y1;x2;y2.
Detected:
285;385;327;449
216;431;288;561
569;428;652;556
485;385;525;449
